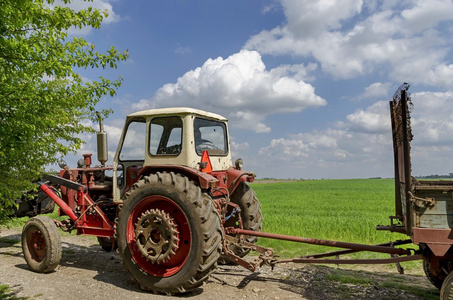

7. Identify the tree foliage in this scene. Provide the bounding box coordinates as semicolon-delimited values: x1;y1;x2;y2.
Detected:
0;0;128;220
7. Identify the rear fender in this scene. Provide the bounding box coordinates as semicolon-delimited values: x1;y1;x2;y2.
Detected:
138;165;219;190
211;167;255;196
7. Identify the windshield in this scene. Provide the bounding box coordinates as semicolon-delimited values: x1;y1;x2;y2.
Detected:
194;118;227;156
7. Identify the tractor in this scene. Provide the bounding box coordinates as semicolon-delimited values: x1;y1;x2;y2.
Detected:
21;107;263;294
21;87;453;298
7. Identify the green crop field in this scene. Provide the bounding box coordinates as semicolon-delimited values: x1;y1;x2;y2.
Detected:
250;179;414;262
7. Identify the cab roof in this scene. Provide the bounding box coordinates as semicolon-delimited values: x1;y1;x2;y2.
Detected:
127;107;227;121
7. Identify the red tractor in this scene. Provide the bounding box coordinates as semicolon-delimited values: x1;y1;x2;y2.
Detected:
21;107;263;294
23;90;453;298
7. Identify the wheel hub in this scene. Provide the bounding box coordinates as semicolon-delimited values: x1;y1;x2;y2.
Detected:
134;208;180;264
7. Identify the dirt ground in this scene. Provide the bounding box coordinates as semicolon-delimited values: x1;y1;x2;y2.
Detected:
0;228;439;300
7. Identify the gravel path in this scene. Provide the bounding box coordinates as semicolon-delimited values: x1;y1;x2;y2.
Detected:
0;228;438;300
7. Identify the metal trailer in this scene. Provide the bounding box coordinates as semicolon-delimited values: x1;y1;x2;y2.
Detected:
378;83;453;297
20;84;453;297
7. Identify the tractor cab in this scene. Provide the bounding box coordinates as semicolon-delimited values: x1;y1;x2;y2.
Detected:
112;107;232;201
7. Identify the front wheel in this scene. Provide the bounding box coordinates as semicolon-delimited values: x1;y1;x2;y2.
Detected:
221;182;262;262
97;236;117;252
21;216;62;273
116;172;222;295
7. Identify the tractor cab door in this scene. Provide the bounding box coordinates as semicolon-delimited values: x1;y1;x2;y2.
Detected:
389;83;413;236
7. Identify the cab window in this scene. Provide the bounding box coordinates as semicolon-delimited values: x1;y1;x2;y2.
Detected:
118;120;146;161
149;116;182;155
194;118;227;156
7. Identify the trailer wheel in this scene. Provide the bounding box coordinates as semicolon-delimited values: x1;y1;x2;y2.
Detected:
440;271;453;299
21;216;62;273
423;260;445;289
221;182;262;262
116;172;222;295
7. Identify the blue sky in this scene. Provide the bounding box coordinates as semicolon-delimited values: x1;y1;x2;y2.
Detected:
65;0;453;179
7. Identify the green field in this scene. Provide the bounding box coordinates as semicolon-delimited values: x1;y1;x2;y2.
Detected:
250;179;412;261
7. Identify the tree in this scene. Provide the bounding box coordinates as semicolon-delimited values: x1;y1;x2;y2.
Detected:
0;0;128;221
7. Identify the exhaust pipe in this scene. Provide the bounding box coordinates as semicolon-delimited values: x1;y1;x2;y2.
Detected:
96;112;108;167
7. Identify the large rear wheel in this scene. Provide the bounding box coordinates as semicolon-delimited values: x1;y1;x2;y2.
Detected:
116;172;222;295
21;216;62;273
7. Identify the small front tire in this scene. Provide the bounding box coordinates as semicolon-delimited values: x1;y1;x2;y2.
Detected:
21;216;62;273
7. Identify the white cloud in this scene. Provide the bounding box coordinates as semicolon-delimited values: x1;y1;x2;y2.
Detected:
411;91;453;145
257;127;393;179
135;50;326;133
255;89;453;179
282;0;363;39
175;46;192;55
66;121;124;167
52;0;120;36
361;82;393;99
230;140;250;159
346;101;391;133
401;0;453;32
262;3;281;14
245;0;453;86
65;0;120;24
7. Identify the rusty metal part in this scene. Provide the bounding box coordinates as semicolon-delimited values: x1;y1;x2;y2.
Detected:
409;191;435;207
224;235;271;256
53;219;73;232
225;228;414;256
294;240;411;274
223;230;418;270
276;254;423;265
389;83;413;235
222;235;275;271
228;171;255;195
296;239;413;259
413;228;453;257
134;209;180;264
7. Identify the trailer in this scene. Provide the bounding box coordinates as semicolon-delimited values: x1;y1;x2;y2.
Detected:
379;83;453;298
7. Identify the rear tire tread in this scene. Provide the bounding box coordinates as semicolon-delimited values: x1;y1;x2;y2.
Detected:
116;171;222;295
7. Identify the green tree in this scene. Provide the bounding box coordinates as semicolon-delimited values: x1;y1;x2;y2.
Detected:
0;0;128;221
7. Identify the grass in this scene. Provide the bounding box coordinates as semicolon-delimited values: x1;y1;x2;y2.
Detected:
324;269;375;285
250;179;421;271
1;208;68;231
316;266;438;300
0;285;28;300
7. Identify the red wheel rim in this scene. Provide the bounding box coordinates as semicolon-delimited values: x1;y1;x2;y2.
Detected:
126;195;191;277
26;228;46;262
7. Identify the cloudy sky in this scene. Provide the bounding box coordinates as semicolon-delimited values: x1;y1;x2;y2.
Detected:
68;0;453;179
